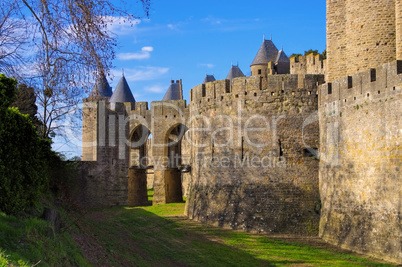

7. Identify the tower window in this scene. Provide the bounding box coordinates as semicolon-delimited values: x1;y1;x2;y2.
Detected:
258;69;262;75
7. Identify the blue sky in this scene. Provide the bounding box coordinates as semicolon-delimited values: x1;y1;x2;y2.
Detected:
108;0;326;103
58;0;327;158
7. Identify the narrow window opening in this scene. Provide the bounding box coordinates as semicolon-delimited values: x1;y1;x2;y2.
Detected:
278;139;283;161
328;83;332;95
258;69;262;75
370;68;376;82
241;137;245;161
211;139;215;160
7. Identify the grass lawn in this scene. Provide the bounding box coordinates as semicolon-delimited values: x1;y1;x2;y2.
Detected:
0;189;397;266
73;189;396;267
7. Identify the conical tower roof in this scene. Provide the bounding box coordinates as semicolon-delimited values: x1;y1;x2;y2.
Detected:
275;49;290;63
162;80;183;101
203;74;216;84
251;39;279;66
89;73;113;98
226;64;245;80
110;75;136;104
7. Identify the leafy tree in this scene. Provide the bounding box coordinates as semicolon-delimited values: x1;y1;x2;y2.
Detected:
0;74;50;215
304;49;319;56
289;53;302;59
322;49;327;59
0;0;151;139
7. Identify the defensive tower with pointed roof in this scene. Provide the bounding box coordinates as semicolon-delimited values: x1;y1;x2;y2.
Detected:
226;64;245;80
110;75;136;105
162;80;183;101
202;74;216;84
250;36;290;77
88;73;113;100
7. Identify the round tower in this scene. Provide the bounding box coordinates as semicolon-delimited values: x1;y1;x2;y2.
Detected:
250;37;279;77
327;0;396;82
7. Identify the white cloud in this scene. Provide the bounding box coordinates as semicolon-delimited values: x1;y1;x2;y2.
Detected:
112;66;169;81
198;63;215;68
201;16;224;25
117;46;154;60
144;85;165;93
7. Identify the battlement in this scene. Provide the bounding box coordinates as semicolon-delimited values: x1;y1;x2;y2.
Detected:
290;53;326;76
190;74;325;108
319;60;402;107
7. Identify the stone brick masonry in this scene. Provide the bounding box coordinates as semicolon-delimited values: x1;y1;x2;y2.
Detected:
77;0;402;263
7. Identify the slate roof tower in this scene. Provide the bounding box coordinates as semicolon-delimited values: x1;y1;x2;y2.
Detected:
110;74;136;104
88;73;113;100
250;36;290;76
226;64;245;80
162;80;183;101
203;74;216;84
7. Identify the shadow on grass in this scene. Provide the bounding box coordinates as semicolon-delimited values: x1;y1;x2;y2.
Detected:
79;205;396;267
82;206;275;266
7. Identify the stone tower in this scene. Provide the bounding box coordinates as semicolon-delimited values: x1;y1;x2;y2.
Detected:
82;73;113;161
250;37;290;77
326;0;400;82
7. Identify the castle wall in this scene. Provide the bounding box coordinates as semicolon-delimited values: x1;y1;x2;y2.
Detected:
185;75;324;234
82;100;99;161
318;61;402;263
326;0;347;82
397;0;402;60
327;0;397;82
290;54;326;76
251;64;268;79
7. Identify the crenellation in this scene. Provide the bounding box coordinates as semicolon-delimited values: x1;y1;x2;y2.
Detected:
320;60;402;108
290;54;326;76
77;3;402;261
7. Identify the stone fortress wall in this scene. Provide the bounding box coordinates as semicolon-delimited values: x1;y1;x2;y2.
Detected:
326;0;400;82
318;60;402;263
185;74;324;234
81;97;191;207
290;53;326;77
78;0;402;263
318;0;402;263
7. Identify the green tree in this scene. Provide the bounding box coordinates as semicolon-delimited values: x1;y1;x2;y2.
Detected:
289;53;302;59
0;74;50;215
322;49;327;59
304;49;319;56
0;0;151;139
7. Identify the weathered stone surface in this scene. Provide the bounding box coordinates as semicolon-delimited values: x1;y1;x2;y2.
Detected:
326;0;397;82
185;74;323;235
319;61;402;263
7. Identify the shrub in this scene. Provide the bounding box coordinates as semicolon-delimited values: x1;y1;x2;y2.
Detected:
0;74;50;215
